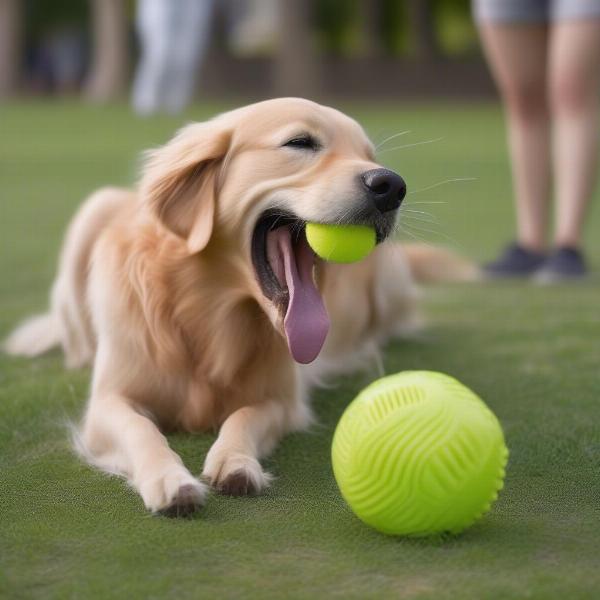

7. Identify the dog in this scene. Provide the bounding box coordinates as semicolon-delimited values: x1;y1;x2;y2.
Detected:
4;98;475;516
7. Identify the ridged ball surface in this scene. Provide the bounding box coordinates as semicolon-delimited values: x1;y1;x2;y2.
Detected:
332;371;508;536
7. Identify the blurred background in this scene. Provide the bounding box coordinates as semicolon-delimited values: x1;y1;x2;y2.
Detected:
0;0;488;102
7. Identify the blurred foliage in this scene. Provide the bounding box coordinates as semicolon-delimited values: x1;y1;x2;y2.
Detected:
380;0;409;55
432;0;479;56
314;0;407;55
315;0;352;53
24;0;137;42
315;0;477;57
25;0;89;40
22;0;478;59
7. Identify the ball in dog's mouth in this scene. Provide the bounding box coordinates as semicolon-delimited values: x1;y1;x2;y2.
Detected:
251;213;329;364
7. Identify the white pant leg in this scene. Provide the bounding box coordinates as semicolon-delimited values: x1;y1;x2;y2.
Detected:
131;0;173;115
162;0;216;113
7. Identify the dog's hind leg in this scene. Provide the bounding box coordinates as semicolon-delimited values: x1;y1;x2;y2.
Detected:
370;242;424;339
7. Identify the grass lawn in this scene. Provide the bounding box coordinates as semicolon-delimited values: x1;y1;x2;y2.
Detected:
1;100;599;600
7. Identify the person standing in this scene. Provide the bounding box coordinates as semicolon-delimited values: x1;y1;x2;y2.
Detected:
473;0;600;281
132;0;215;115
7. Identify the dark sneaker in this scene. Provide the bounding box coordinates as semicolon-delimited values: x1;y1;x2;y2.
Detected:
484;243;547;278
534;247;587;284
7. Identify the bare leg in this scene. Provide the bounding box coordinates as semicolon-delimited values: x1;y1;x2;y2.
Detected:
477;23;551;251
81;392;207;516
203;399;310;495
549;20;600;248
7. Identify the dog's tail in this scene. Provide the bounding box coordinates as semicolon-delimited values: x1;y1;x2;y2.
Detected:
402;243;481;283
2;312;60;358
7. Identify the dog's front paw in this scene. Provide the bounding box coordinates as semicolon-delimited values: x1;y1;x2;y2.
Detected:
202;445;272;496
138;467;208;517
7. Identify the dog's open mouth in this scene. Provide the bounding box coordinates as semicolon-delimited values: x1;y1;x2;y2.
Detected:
252;211;330;364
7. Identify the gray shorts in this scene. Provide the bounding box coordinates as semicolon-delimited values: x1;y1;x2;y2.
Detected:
473;0;600;23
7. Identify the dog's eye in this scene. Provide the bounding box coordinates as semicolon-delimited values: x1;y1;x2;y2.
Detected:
282;135;320;151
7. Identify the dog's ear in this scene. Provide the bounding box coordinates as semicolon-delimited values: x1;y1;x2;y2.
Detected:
141;120;231;254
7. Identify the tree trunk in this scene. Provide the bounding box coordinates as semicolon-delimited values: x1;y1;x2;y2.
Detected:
0;0;23;98
406;0;440;61
85;0;129;102
273;0;317;97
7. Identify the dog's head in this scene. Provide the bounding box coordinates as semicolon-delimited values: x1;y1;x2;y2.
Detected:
141;98;406;364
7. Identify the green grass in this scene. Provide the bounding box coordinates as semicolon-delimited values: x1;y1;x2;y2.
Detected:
1;100;600;600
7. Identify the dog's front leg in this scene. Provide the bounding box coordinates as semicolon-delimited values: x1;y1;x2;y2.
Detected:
203;400;306;496
80;392;208;516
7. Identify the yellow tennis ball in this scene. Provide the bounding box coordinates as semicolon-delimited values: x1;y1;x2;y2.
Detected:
332;371;508;537
305;223;376;263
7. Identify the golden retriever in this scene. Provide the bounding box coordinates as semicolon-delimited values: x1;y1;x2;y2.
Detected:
4;98;474;516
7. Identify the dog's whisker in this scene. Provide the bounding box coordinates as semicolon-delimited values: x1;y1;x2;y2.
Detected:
334;205;356;227
370;127;389;147
377;137;444;156
396;229;441;251
401;210;440;221
401;205;440;220
401;221;464;250
401;214;443;228
375;130;411;151
407;177;477;195
402;219;447;234
404;200;448;206
401;208;439;219
395;224;436;248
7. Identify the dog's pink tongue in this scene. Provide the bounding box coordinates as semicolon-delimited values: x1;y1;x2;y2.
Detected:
278;229;330;364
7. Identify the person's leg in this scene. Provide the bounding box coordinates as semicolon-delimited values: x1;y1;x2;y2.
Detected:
477;22;551;252
131;0;171;115
548;19;600;249
163;0;215;114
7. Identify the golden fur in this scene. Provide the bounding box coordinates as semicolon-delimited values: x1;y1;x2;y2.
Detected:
4;98;476;516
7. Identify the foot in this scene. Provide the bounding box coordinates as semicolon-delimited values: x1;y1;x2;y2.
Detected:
137;467;207;517
484;243;547;278
159;484;206;518
203;443;272;496
534;247;587;284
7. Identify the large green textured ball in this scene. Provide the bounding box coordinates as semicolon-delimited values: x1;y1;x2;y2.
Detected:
305;222;376;263
332;371;508;536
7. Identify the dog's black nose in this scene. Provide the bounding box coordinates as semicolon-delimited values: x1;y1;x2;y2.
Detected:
361;168;406;213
